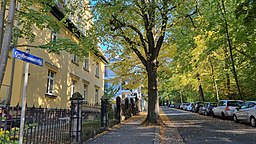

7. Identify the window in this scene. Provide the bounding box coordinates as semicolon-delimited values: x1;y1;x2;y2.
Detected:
83;54;89;71
249;102;256;108
84;84;88;101
71;80;76;97
77;15;81;23
104;66;108;77
51;32;58;42
46;70;55;95
95;89;99;104
227;101;243;106
72;54;78;64
95;62;99;77
63;0;67;5
218;101;225;106
240;102;248;109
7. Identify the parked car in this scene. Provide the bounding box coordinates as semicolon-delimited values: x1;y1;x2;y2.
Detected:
179;103;186;110
233;101;256;127
212;100;243;119
187;103;194;111
199;102;217;116
180;103;189;110
169;104;175;108
174;103;181;109
192;101;204;113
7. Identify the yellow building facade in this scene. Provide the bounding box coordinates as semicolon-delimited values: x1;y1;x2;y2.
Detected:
0;2;107;108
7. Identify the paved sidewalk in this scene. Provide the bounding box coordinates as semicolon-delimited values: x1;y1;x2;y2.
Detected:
85;112;160;144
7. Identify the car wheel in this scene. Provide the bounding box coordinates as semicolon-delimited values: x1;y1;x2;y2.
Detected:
250;117;256;127
221;112;226;119
212;112;216;117
233;115;238;123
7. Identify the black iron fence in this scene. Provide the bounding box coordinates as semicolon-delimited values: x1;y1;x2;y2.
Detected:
0;105;71;144
0;96;132;143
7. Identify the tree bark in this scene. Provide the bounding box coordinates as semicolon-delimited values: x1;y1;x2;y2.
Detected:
222;46;231;96
0;0;7;52
197;73;205;102
0;0;16;89
221;0;242;99
145;61;158;124
209;57;219;101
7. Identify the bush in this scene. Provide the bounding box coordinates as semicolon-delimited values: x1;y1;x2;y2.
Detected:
81;120;102;142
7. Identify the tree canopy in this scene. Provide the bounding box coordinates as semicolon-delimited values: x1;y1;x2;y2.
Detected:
162;0;256;103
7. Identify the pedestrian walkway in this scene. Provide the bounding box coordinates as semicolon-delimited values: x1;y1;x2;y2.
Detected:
85;112;160;144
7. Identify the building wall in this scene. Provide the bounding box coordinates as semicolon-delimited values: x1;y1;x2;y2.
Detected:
0;16;105;109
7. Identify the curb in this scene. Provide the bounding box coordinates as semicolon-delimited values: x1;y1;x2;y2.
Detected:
153;126;160;144
159;108;185;144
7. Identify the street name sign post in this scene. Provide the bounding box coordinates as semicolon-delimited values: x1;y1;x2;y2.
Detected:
12;48;43;66
12;48;43;144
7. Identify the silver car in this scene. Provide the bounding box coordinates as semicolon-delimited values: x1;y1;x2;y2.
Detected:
212;100;243;119
233;101;256;127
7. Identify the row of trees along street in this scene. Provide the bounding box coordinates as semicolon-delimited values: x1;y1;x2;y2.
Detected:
1;0;256;125
91;0;256;125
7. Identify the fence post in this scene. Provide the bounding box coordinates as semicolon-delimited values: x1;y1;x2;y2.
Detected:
70;92;84;143
116;96;121;124
101;95;108;129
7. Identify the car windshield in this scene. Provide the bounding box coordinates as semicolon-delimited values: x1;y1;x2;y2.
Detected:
227;101;243;106
210;103;217;107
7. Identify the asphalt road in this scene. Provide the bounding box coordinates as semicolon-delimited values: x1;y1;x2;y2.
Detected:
161;106;256;144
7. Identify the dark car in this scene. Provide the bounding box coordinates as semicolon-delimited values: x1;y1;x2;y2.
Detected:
192;101;204;113
199;102;217;116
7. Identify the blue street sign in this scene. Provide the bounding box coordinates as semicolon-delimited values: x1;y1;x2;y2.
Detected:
12;48;44;66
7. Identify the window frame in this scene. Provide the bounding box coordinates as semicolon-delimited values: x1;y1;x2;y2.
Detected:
95;62;99;77
83;84;88;101
83;54;89;71
51;32;58;42
46;70;56;95
71;54;79;65
71;80;77;97
95;89;99;104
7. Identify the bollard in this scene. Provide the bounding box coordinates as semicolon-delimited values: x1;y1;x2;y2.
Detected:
116;96;121;123
101;95;109;129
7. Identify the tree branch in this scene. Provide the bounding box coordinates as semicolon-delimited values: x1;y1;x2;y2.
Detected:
11;44;40;48
154;0;169;59
111;15;148;54
141;0;154;56
234;47;256;61
119;30;147;67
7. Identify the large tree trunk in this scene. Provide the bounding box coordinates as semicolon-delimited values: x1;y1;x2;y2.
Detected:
0;0;7;51
197;73;205;102
145;62;158;124
0;0;16;89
